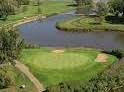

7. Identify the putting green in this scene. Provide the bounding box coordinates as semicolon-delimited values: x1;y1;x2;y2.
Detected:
20;48;117;86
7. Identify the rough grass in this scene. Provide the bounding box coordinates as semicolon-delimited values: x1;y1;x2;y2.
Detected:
0;1;74;27
56;16;124;32
20;48;117;87
0;65;37;92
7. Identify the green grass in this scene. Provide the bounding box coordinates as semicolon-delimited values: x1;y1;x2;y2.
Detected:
56;16;124;32
0;65;37;92
20;48;117;87
0;1;74;27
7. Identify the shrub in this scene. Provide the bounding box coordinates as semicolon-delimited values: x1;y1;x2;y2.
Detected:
102;49;123;59
0;27;24;64
0;66;13;89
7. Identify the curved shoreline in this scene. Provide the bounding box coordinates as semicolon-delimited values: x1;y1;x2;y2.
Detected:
56;25;124;32
13;16;40;27
3;11;71;28
0;15;41;28
56;16;124;32
13;13;59;27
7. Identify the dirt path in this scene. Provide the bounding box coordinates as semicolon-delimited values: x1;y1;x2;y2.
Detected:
15;61;45;92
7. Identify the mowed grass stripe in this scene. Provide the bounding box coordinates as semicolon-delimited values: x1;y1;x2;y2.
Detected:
20;48;117;86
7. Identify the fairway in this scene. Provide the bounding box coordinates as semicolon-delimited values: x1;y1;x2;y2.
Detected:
20;48;117;87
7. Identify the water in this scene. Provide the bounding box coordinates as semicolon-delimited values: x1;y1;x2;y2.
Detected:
18;13;124;50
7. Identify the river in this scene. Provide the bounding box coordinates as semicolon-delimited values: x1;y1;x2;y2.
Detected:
18;12;124;50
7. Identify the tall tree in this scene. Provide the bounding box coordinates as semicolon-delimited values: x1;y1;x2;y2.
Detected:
108;0;124;16
95;1;108;24
74;0;93;6
0;0;15;19
96;1;108;16
0;0;30;19
0;27;24;64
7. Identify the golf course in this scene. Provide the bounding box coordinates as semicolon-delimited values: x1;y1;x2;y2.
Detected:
0;0;124;92
56;16;124;32
20;48;117;86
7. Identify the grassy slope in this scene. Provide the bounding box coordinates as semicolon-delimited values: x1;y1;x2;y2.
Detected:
20;48;117;87
56;16;124;32
0;1;74;27
0;65;37;92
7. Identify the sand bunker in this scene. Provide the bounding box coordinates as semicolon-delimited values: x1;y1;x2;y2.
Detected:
95;53;108;63
52;50;65;53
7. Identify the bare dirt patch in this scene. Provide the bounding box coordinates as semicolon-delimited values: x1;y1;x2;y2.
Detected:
95;53;108;63
52;50;65;53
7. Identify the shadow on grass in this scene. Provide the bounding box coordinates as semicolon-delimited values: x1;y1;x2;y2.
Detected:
105;16;124;24
67;4;77;7
102;49;123;59
89;22;101;25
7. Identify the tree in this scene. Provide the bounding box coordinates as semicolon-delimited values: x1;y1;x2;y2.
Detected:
36;0;43;14
96;1;108;16
0;0;30;19
20;0;30;5
0;0;14;19
95;1;108;24
108;0;124;17
0;27;24;64
74;0;93;7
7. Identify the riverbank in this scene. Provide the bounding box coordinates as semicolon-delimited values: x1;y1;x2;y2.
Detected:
0;1;74;28
56;16;124;32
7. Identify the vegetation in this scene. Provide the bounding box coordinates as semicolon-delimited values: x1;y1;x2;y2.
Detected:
0;0;124;92
56;16;124;32
95;1;108;24
44;59;124;92
0;65;12;89
0;0;30;20
0;64;37;92
20;48;117;87
57;0;124;32
102;49;124;59
0;27;32;91
108;0;124;17
74;0;93;6
0;0;75;91
0;27;23;64
0;1;74;27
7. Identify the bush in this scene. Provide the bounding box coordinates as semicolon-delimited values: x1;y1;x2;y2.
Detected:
21;0;30;5
0;27;24;64
102;49;123;59
105;16;124;24
0;66;13;89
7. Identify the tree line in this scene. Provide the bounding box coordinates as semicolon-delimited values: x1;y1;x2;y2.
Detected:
0;0;30;19
0;0;43;20
74;0;124;17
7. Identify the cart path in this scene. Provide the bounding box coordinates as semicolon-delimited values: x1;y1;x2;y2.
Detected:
15;60;45;92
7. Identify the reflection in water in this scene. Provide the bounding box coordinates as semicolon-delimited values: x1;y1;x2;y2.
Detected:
115;32;124;46
18;12;124;50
